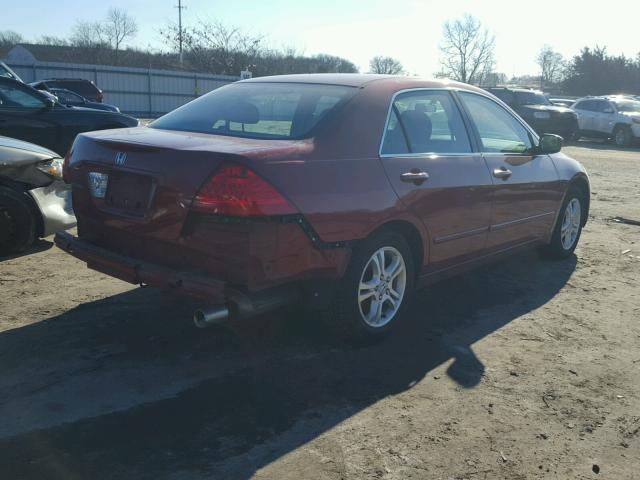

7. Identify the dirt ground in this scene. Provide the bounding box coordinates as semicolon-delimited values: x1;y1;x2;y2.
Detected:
0;141;639;480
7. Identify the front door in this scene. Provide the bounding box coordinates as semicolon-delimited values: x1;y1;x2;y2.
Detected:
379;89;493;272
457;91;563;250
0;79;58;150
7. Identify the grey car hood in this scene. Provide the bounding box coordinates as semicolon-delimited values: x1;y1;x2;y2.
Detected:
0;136;60;167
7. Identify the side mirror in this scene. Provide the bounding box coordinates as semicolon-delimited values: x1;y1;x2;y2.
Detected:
603;107;614;114
537;133;563;154
44;98;56;109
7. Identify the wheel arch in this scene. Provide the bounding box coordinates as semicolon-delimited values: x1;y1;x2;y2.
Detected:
0;178;44;237
613;122;631;132
361;219;426;278
569;173;590;226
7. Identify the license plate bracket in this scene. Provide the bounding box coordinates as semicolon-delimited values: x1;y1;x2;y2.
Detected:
105;171;153;215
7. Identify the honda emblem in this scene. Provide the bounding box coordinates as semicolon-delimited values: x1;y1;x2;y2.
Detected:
115;151;127;166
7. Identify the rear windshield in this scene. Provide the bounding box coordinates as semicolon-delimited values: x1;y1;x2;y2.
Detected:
515;91;550;106
49;80;99;96
150;82;357;139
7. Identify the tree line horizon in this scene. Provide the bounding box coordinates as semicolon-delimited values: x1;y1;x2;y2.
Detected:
1;9;639;96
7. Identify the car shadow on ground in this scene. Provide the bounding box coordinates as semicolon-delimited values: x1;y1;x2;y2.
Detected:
0;239;53;262
0;250;577;479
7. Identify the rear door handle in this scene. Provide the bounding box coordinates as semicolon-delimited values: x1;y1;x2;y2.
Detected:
400;170;429;185
493;167;512;180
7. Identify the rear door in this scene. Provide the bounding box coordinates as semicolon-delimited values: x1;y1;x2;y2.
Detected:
379;89;493;271
457;91;562;250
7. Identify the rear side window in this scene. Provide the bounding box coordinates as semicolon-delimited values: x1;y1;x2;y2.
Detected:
381;90;472;155
151;83;357;140
458;92;533;154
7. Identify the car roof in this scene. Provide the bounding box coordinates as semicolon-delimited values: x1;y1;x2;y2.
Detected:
39;78;94;82
240;73;476;90
488;86;543;94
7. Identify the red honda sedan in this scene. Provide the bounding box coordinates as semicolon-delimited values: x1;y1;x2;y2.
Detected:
56;74;589;337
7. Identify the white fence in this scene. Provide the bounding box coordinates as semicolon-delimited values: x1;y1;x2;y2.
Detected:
4;60;239;118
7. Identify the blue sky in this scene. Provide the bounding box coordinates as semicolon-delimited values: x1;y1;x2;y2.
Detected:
2;0;639;76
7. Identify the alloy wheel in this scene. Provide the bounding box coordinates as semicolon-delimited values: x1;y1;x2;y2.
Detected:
560;198;581;250
357;246;407;327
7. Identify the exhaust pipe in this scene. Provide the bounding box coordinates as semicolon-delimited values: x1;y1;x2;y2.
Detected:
193;306;229;328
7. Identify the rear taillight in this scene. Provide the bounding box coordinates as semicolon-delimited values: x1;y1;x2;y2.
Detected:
192;163;297;217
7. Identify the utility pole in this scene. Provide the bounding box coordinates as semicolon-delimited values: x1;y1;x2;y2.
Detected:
175;0;186;66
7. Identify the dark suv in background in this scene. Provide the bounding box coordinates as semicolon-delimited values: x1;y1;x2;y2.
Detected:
485;87;578;140
30;78;103;103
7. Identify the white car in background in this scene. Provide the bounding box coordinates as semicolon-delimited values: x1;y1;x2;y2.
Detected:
572;96;640;147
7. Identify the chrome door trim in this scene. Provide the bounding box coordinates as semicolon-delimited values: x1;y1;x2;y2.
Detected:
433;226;489;244
490;211;556;231
418;238;541;280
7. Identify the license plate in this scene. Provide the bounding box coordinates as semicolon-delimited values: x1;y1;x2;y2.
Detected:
88;172;109;198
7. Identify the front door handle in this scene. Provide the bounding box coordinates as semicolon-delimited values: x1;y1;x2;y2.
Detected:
400;170;429;185
493;167;512;180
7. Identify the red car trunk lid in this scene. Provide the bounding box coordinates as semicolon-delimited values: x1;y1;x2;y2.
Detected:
68;127;310;242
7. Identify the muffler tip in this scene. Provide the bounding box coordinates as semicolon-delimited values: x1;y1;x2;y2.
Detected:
193;306;229;328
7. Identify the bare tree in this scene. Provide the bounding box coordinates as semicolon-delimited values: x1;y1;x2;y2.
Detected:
369;56;404;75
159;19;264;74
38;35;69;46
537;45;565;88
71;20;107;47
103;8;138;64
0;30;23;48
438;14;495;84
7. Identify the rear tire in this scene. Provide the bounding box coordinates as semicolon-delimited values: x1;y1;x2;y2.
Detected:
0;186;36;256
321;230;415;339
542;186;585;259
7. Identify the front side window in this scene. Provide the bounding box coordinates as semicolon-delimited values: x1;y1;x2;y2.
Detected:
595;100;613;113
55;90;82;104
577;100;599;112
381;90;472;155
0;83;46;109
458;92;533;154
151;82;357;140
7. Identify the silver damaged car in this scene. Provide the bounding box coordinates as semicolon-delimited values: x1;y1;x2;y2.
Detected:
0;136;76;255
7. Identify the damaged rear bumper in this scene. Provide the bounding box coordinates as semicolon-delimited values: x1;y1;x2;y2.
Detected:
54;231;226;302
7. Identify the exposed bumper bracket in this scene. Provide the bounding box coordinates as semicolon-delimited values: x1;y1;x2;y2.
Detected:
54;231;226;302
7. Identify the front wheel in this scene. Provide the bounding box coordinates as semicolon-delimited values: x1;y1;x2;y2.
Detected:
0;186;37;256
613;125;632;147
322;231;415;338
542;187;585;259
